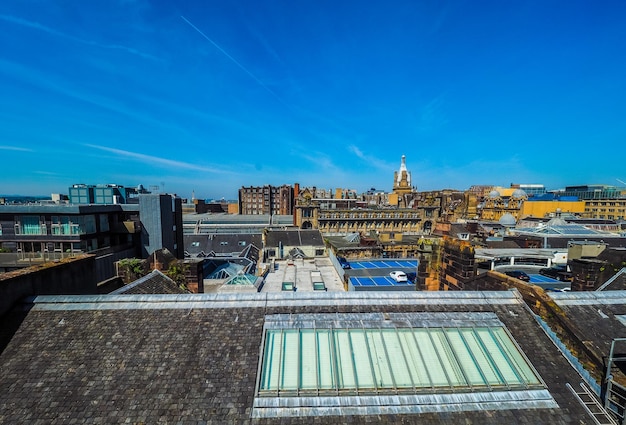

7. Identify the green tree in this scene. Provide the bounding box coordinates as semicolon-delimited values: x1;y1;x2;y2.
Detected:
117;258;147;283
165;261;190;291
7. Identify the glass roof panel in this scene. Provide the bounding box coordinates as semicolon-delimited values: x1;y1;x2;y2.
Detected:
258;314;543;396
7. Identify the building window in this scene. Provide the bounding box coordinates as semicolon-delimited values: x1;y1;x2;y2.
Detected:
51;216;72;235
254;312;550;418
16;216;46;235
99;214;110;232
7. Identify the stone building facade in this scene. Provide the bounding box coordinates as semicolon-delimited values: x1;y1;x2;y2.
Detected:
479;188;528;222
293;156;463;235
238;184;294;215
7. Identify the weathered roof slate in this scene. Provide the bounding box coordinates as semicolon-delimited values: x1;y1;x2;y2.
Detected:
184;233;263;256
0;291;597;424
109;269;186;295
265;229;325;247
550;290;626;385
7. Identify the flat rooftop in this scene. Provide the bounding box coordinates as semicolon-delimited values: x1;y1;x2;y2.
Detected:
261;258;344;292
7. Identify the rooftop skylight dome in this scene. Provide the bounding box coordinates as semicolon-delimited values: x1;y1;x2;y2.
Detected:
488;190;501;199
511;189;528;200
499;213;517;227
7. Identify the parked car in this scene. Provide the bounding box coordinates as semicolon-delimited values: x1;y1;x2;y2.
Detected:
545;287;571;292
504;270;530;282
389;271;408;282
337;256;351;269
539;265;572;282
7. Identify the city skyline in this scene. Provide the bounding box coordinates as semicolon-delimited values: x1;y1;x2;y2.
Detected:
1;1;625;198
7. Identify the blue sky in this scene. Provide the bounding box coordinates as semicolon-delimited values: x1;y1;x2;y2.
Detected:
1;1;625;199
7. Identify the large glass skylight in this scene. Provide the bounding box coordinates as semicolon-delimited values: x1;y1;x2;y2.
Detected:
253;312;554;418
259;324;541;395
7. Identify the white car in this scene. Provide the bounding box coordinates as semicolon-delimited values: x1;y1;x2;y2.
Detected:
389;271;408;282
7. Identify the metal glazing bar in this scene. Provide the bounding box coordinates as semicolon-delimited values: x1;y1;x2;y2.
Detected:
486;327;526;388
395;328;417;392
456;327;491;390
473;327;509;390
426;327;454;390
378;328;398;392
409;328;434;390
347;329;361;394
441;327;471;390
363;327;380;395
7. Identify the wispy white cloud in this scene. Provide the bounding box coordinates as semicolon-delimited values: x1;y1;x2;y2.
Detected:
429;3;452;36
417;92;449;133
181;15;292;110
83;143;228;174
0;59;178;131
34;171;61;176
0;14;65;35
0;14;160;61
0;145;32;152
291;148;340;173
347;145;394;171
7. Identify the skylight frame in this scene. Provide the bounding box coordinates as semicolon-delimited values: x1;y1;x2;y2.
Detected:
255;312;546;398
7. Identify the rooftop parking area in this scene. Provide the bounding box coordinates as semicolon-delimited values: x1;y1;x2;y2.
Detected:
341;258;419;291
347;259;418;270
349;275;415;289
493;266;571;291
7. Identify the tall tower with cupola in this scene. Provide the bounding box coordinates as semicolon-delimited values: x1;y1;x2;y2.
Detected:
393;155;412;195
389;155;415;208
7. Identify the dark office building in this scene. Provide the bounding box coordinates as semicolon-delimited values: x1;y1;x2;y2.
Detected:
139;194;183;259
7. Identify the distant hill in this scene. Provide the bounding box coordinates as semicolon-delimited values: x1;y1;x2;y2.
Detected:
0;195;49;203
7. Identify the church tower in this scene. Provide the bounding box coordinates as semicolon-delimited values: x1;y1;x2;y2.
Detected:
393;155;412;195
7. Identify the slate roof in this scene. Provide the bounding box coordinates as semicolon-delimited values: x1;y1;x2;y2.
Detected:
184;233;263;257
0;291;597;424
549;290;626;385
265;229;325;247
597;268;626;291
109;269;187;295
484;239;526;249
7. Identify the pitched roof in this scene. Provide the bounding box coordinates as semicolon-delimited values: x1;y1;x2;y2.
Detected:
183;233;262;257
110;269;187;294
549;290;626;386
265;229;325;247
596;268;626;291
0;291;598;424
